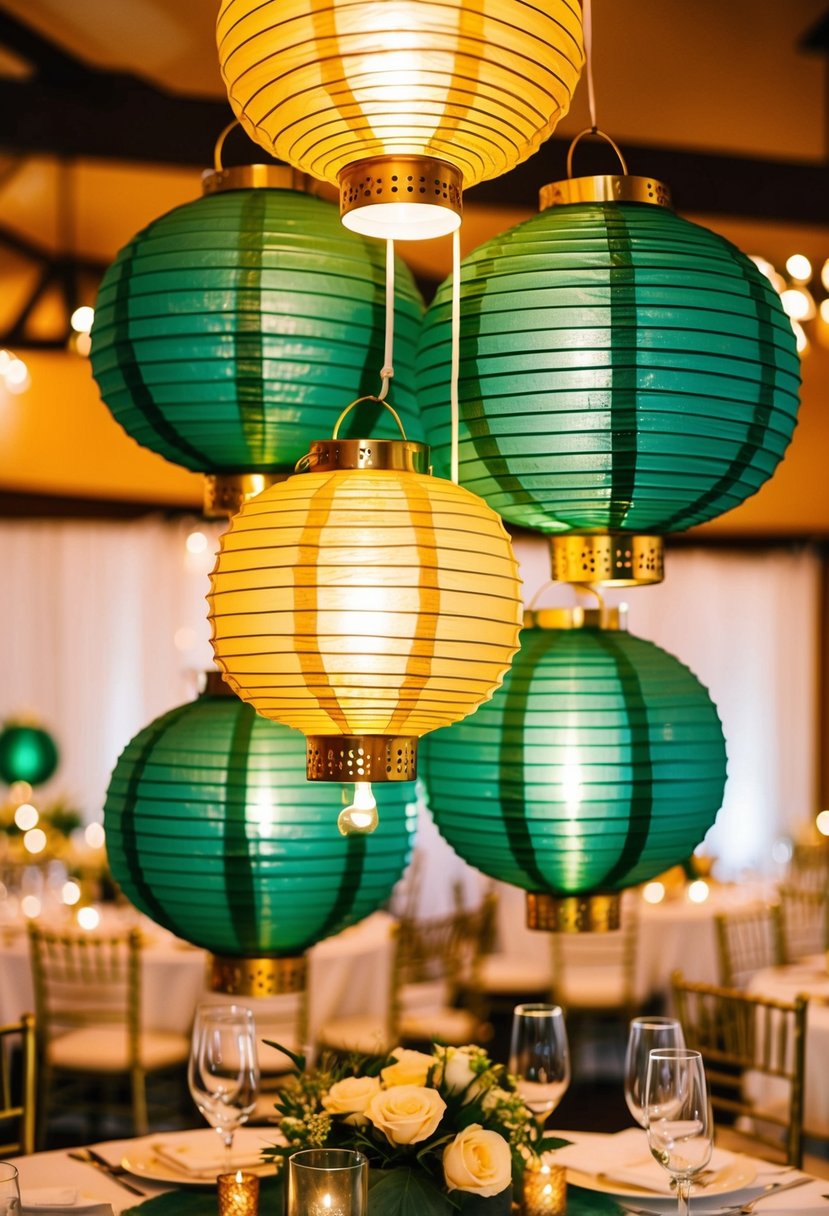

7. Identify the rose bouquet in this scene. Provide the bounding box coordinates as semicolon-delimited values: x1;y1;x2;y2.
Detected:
262;1042;563;1216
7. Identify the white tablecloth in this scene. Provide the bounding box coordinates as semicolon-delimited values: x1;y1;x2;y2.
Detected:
491;879;776;1001
0;909;395;1052
748;956;829;1138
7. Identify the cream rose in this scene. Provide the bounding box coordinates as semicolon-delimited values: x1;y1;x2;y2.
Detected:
380;1048;435;1088
440;1046;483;1099
443;1124;512;1196
365;1084;446;1145
321;1075;381;1118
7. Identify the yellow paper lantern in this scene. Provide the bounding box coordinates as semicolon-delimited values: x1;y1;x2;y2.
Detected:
216;0;584;238
208;412;522;824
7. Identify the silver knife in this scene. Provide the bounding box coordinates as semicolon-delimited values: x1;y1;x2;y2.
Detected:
67;1149;148;1198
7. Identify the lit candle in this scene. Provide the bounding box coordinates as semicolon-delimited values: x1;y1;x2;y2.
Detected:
217;1169;260;1216
287;1149;367;1216
522;1161;566;1216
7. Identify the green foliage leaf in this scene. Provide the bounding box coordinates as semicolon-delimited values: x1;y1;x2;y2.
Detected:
262;1037;306;1071
368;1167;455;1216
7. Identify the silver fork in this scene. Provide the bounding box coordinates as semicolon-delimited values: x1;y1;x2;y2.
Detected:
623;1173;812;1216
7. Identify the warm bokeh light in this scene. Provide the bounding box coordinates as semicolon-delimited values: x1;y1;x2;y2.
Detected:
84;822;105;849
780;287;814;321
821;258;829;293
791;319;809;354
23;827;47;854
14;802;39;831
185;530;208;555
9;781;32;803
4;356;31;393
816;810;829;837
21;895;41;918
785;254;812;282
687;879;710;903
77;905;101;930
642;881;666;904
820;300;829;324
70;305;95;334
771;838;794;865
62;880;81;906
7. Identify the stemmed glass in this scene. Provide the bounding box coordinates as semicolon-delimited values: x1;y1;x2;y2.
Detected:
188;1004;260;1170
644;1048;714;1216
0;1163;20;1216
624;1016;685;1127
509;1003;571;1127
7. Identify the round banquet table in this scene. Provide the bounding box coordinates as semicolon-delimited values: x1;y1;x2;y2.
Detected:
489;878;778;1003
0;907;395;1050
747;955;829;1138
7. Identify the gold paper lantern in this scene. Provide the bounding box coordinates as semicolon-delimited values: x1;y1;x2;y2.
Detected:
208;407;522;830
216;0;584;238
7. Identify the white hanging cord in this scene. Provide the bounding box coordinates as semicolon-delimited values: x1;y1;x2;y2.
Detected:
450;226;461;485
378;238;395;401
583;0;598;130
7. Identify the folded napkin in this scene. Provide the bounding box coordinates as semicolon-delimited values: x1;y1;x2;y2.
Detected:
22;1192;114;1216
153;1133;263;1179
554;1128;731;1195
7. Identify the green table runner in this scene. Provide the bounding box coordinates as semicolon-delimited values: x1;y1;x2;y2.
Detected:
124;1182;626;1215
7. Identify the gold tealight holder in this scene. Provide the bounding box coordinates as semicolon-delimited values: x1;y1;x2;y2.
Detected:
521;1161;566;1216
218;1169;260;1216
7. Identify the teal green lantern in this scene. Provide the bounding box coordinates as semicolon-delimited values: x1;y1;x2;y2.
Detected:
417;173;800;585
91;164;424;515
0;723;59;786
104;675;417;985
421;608;727;931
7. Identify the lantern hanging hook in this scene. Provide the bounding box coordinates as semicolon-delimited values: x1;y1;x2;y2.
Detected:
566;128;629;179
213;119;240;172
293;395;409;473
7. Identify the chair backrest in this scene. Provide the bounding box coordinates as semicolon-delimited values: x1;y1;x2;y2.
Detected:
714;903;784;987
671;972;807;1167
777;885;829;962
0;1013;36;1155
28;924;142;1065
550;901;641;1012
788;842;829;891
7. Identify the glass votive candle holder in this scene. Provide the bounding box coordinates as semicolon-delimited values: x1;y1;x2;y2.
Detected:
287;1148;368;1216
522;1160;566;1216
217;1169;260;1216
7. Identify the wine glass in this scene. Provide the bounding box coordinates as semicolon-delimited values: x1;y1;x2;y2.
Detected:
0;1163;20;1216
624;1016;685;1126
188;1004;259;1169
509;1003;571;1127
644;1048;714;1216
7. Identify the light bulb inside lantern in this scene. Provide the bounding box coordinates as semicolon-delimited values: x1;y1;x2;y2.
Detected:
338;782;379;836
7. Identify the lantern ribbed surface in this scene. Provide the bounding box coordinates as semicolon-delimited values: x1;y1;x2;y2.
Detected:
216;0;584;187
208;468;522;739
421;623;726;897
90;187;424;473
0;725;59;786
417;199;801;534
104;689;416;956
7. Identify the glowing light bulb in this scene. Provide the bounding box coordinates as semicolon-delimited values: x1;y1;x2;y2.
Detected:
816;810;829;837
70;305;95;334
85;822;105;849
687;879;710;904
23;828;47;854
4;357;30;392
337;781;379;835
186;530;208;554
780;287;814;321
642;881;665;905
62;880;81;906
77;905;100;930
14;803;39;831
786;254;812;283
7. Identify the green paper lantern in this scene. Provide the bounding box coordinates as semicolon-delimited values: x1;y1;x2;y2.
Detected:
91;169;424;492
103;681;417;959
417;177;800;537
0;724;59;786
421;610;726;924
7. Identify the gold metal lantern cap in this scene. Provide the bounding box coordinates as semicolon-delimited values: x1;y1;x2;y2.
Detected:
551;533;665;588
339;155;463;240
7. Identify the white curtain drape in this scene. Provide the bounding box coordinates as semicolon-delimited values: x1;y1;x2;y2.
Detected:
0;518;821;883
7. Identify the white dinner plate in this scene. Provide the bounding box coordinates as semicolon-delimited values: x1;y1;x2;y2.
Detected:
121;1128;279;1187
566;1154;757;1200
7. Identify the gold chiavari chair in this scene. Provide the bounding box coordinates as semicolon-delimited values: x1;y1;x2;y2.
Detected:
777;885;829;962
0;1013;36;1155
714;903;785;988
671;972;807;1168
29;924;190;1140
